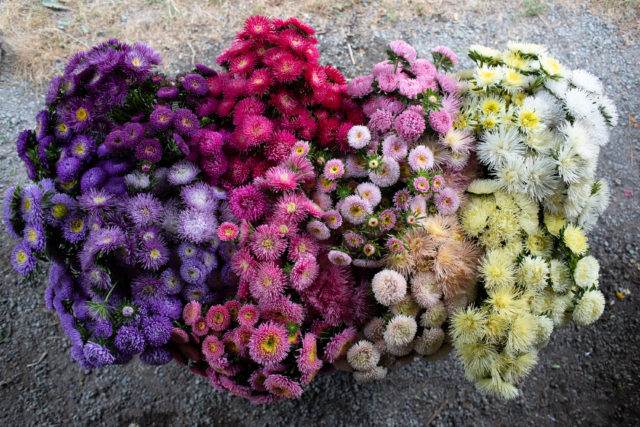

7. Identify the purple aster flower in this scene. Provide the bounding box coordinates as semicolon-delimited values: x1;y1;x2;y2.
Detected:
177;242;199;260
87;47;122;74
181;182;217;212
64;98;93;132
195;63;217;76
80;267;111;290
136;239;170;271
183;73;208;96
83;342;115;368
173;108;199;138
45;75;62;106
78;189;116;211
56;156;82;182
23;221;46;252
167;160;200;186
96;76;128;107
135;138;163;163
141;315;172;347
149;107;174;131
181;282;209;302
160;268;184;295
100;158;133;176
180;259;207;284
114;326;145;355
35;110;50;142
178;208;217;243
104;129;129;152
71;344;94;371
90;225;126;252
16;130;31;160
20;185;43;223
157;86;179;99
3;186;21;238
23;158;37;181
53;120;73;142
11;242;37;275
61;214;86;242
91;320;113;339
103;176;126;196
199;250;218;273
131;275;163;305
80;167;107;193
137;224;162;243
122;44;156;79
123;122;144;146
140;346;171;365
37;136;54;169
150;295;182;319
127;193;163;226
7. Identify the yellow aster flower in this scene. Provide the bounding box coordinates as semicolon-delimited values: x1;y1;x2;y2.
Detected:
563;224;588;255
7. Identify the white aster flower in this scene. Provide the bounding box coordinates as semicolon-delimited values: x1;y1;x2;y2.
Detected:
477;127;525;169
597;95;618;127
540;56;567;77
474;65;503;89
570;69;604;95
507;41;548;57
495;155;527;194
522;156;559;201
564;87;599;120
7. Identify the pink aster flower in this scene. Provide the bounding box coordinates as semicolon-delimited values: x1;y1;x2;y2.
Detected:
317;175;337;193
323;159;345;180
249;224;287;261
410;195;427;216
372;60;395;77
346;75;374;98
328;250;352;266
306;220;330;240
192;316;209;336
275;193;308;225
219;375;252;398
418;75;438;92
290;256;319;291
229;184;268;222
356;182;382;208
393;189;412;210
368;108;394;133
248;321;290;365
297;334;323;374
323;327;358;363
389;40;417;63
291;140;310;157
230;247;256;282
363;243;376;257
257;166;301;192
376;73;400;93
411;59;437;77
381;135;408;161
288;234;320;262
183;301;201;326
431;174;445;191
387;237;405;253
225;300;241;319
413;176;430;193
202;335;224;362
408;145;435;171
369;156;400;187
379;209;397;231
240;115;273;147
395;108;426;141
217;222;239;241
264;374;303;399
238;304;260;327
260;295;304;325
429;109;452;134
340;195;373;225
250;262;286;302
206;305;231;332
323;210;343;229
345;155;368;178
347;125;371;149
431;45;458;66
344;231;364;249
398;79;422;99
434;187;460;215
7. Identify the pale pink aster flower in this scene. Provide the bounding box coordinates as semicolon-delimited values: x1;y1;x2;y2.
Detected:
368;217;379;228
389;40;417;63
368;109;394;133
431;175;445;191
387;237;405;253
356;182;382;207
217;222;239;241
323;159;345;180
408;145;434;171
347;125;371;149
413;176;430;193
428;109;452;134
369;157;400;187
434;188;460;215
183;301;201;325
410;195;427;216
382;135;408;161
306;220;330;240
376;73;400;93
417;75;438;92
323;210;343;229
291;140;310;157
441;94;462;121
340;195;373;225
379;209;397;231
398;79;422;99
411;59;437;77
371;269;407;306
249;262;286;302
264;374;303;399
393;189;412;210
395;108;426;141
346;75;374;98
288;234;320;262
384;314;417;346
328;250;352;266
248;322;290;365
363;243;376;257
230;247;256;282
323;327;358;363
432;46;458;65
347;340;380;371
290;256;319;291
344;231;364;248
353;366;388;382
372;61;395;77
435;73;460;94
312;191;333;211
376;97;405;115
346;155;369;178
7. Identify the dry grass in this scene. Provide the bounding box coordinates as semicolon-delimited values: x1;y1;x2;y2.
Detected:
0;0;637;86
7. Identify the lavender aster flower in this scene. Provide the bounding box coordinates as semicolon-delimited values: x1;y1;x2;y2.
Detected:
56;156;82;182
181;282;209;302
167;160;200;186
180;259;207;284
177;242;199;260
100;158;132;176
103;176;126;196
83;342;115;368
78;189;115;211
149;107;174;131
181;182;217;212
151;295;183;319
127;193;162;225
136;239;169;271
90;226;126;253
141;315;172;346
157;86;179;99
178;208;217;243
11;242;37;275
160;268;184;295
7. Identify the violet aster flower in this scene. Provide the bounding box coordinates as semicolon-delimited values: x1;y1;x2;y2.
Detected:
141;315;172;346
131;275;163;305
126;193;163;226
180;259;208;284
35;110;50;142
136;239;170;271
151;295;182;319
181;182;218;212
23;221;46;252
135;138;163;163
173;108;199;138
80;167;107;193
11;241;37;276
140;347;171;365
20;185;43;223
157;86;179;99
3;186;21;238
78;189;115;211
114;326;145;355
45;75;63;106
83;342;115;368
167;160;200;186
183;73;208;96
149;107;174;131
104;129;128;152
56;156;83;182
123;122;144;146
178;208;217;244
160;268;184;295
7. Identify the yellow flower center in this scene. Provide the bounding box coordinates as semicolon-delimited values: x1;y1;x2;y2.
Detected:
75;108;88;121
57;123;68;133
150;249;161;259
71;219;84;233
260;335;278;354
16;250;27;264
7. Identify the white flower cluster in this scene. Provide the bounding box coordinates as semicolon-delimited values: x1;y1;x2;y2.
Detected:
460;42;616;230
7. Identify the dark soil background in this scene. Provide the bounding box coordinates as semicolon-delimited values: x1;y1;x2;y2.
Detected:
0;3;638;426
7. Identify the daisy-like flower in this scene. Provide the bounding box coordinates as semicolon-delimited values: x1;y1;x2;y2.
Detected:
259;166;300;192
290;256;319;291
328;250;352;266
344;232;364;249
474;65;503;89
413;176;430;193
288;234;319;262
11;242;37;276
434;188;460;215
250;224;287;261
382;135;408;161
369;156;400;187
248;322;290;365
371;269;407;306
324;159;345;180
126;193;162;225
393;189;412;211
291;140;310;157
356;182;382;208
217;222;239;241
363;243;377;257
182;301;202;325
238;304;260;327
250;262;286;302
347;125;371;149
408;146;434;171
574;255;600;288
379;209;397;231
62;215;87;243
23;222;46;252
340;195;373;225
477;127;525;170
387;237;404;253
323;210;343;229
180;259;208;285
206;305;231;332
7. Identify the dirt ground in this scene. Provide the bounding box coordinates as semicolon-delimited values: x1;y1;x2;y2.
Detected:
0;1;639;425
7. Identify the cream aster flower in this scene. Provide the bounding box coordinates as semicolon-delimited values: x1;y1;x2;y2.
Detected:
414;327;445;356
517;255;550;291
474;65;503;89
384;314;418;346
467;179;503;195
507;41;548;57
347;340;381;371
572;290;605;325
420;302;448;328
363;317;386;342
371;269;407;306
549;259;571;293
353;366;387;382
540;56;567;77
522;156;559;201
574;255;600;288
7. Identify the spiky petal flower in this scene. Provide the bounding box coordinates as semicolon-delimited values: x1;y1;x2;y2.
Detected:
248;321;290;365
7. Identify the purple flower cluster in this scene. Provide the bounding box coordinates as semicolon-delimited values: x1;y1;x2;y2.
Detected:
4;41;233;371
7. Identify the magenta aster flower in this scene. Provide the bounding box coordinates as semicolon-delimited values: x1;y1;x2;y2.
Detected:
230;247;257;281
238;304;259;327
434;187;460;215
240;115;273;147
428;109;452;134
408;145;435;171
275;193;308;225
192;316;209;336
288;234;319;262
250;262;286;302
261;295;304;325
174;108;199;138
183;301;202;325
202;335;224;362
217;222;239;241
296;334;323;374
290;256;319;291
206;305;231;332
229;184;268;222
250;224;287;261
259;166;300;192
395;108;426;141
323;327;357;363
264;374;303;399
183;73;208;96
248;322;290;365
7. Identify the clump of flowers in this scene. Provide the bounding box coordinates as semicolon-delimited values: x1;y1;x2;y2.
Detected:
5;41;233;370
459;42;615;230
195;15;363;189
453;187;606;398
